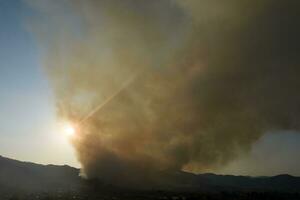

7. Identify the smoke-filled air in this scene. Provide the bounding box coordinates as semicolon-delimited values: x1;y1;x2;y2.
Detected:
27;0;300;184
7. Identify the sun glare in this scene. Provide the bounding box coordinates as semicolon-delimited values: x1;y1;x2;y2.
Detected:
62;123;76;137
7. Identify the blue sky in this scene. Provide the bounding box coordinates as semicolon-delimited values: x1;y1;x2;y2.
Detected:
0;0;299;176
0;0;78;167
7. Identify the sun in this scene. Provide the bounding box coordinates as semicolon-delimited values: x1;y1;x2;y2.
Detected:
62;123;76;137
64;125;75;136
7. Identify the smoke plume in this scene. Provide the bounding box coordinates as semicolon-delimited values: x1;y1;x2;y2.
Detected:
28;0;300;184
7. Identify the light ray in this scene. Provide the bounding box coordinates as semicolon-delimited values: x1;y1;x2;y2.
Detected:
79;74;138;125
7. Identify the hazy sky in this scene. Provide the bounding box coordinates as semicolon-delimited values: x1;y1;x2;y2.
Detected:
0;0;78;167
0;0;299;176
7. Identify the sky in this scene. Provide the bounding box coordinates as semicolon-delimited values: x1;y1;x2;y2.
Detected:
0;0;299;176
0;0;79;167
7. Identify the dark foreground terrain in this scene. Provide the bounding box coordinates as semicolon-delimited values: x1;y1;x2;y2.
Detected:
1;155;300;200
3;190;300;200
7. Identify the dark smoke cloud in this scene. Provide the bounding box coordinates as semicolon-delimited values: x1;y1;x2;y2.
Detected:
28;0;300;184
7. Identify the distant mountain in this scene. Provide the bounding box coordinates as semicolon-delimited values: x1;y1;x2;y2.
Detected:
196;173;300;192
159;170;300;192
0;155;82;194
0;155;300;195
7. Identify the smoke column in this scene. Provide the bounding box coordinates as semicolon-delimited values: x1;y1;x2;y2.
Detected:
27;0;300;184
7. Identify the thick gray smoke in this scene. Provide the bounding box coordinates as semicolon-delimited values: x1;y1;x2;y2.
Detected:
28;0;300;184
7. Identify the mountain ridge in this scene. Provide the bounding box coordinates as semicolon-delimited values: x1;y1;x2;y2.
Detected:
0;155;300;194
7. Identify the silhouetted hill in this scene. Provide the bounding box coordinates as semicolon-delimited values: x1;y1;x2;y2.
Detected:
0;155;82;194
195;173;300;192
1;155;300;197
157;171;300;192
